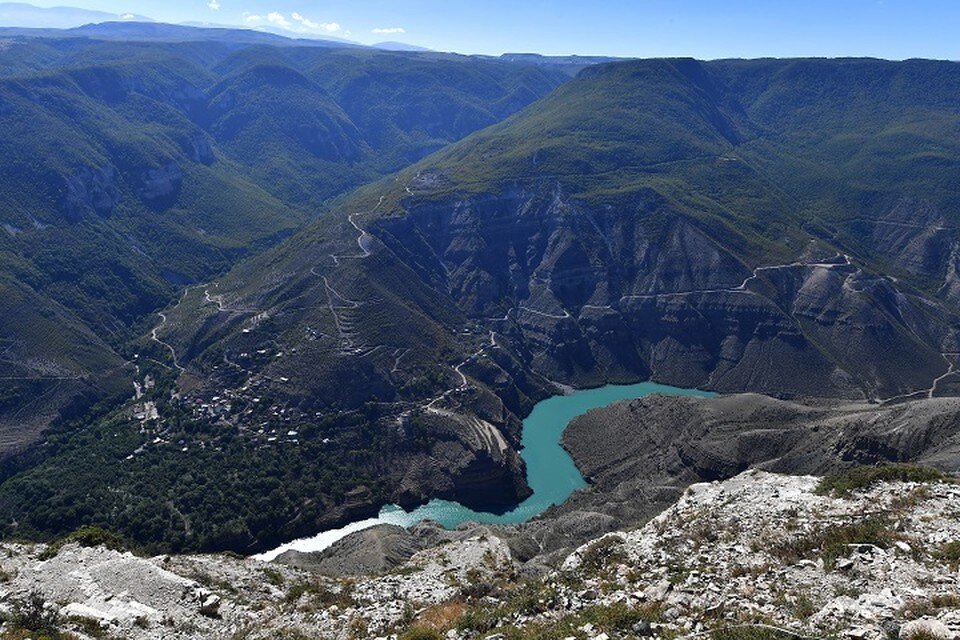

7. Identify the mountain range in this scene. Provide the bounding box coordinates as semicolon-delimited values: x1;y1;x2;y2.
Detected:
0;2;432;51
0;32;566;461
0;2;151;29
2;45;959;553
1;8;960;552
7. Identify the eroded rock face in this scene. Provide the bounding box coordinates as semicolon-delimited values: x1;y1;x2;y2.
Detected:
59;165;121;221
161;179;960;550
546;394;960;544
137;160;183;207
844;197;960;311
376;186;958;400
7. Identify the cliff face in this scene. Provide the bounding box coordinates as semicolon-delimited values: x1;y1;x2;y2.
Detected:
146;176;960;553
536;394;960;555
376;186;957;400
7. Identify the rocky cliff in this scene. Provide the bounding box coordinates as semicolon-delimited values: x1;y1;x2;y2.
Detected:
4;470;960;640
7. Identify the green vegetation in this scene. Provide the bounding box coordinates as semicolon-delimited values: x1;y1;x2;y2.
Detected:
398;629;443;640
710;626;804;640
901;593;960;620
578;535;627;576
455;600;659;640
936;541;960;570
773;516;900;569
0;397;396;552
0;36;564;443
284;580;354;608
1;591;70;640
816;465;953;497
39;526;129;560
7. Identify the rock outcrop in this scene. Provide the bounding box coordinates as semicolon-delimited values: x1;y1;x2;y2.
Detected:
136;160;183;207
508;394;960;562
4;471;960;640
59;165;120;221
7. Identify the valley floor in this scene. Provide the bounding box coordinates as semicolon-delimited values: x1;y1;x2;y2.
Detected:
1;470;959;640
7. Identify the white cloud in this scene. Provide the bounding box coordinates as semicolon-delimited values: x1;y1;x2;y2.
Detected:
292;12;341;33
372;27;405;34
119;12;135;20
244;10;342;35
208;0;220;10
267;11;290;27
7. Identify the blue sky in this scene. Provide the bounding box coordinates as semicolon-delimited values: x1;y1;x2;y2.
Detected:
25;0;960;58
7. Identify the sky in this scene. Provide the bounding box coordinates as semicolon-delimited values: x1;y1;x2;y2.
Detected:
20;0;960;59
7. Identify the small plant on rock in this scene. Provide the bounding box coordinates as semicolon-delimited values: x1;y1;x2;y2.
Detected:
936;541;960;570
773;516;899;568
579;535;626;575
3;590;64;639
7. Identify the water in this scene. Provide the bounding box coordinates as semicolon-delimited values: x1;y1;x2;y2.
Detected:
255;381;713;561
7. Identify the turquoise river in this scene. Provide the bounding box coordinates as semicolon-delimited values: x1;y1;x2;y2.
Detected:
256;382;714;560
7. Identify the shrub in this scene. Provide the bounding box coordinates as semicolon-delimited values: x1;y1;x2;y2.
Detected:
262;568;285;586
284;580;354;608
578;536;626;574
936;541;960;570
39;526;128;560
816;465;952;497
773;516;898;568
901;593;960;619
581;601;661;630
4;590;63;638
711;625;804;640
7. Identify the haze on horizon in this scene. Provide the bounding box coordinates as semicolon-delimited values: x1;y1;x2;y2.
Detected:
5;0;960;60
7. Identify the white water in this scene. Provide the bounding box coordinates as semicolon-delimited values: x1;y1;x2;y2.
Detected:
254;506;416;561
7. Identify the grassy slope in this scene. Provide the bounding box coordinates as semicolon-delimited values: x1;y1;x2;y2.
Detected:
0;38;566;433
375;57;960;272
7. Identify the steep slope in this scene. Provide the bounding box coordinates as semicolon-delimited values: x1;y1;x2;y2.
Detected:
6;57;960;553
0;37;567;450
0;276;128;451
716;58;960;296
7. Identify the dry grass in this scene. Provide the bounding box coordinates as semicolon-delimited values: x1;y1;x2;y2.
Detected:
412;600;468;632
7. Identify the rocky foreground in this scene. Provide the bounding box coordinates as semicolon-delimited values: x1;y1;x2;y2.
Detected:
1;469;960;640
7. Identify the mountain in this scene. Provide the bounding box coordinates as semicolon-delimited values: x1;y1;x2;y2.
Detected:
0;2;151;28
0;21;357;47
0;36;567;460
374;41;432;52
498;52;629;76
2;57;959;554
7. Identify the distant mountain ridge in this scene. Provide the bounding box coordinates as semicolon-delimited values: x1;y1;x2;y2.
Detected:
0;21;357;47
0;3;428;51
0;2;151;28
